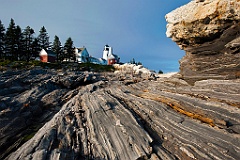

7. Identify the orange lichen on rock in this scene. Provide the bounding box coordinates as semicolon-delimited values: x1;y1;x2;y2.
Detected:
138;93;215;127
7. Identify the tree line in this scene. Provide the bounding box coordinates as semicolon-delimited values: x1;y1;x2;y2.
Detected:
0;18;75;62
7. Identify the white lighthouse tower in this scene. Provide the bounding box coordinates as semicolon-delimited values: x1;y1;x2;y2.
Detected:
102;44;120;65
103;45;112;61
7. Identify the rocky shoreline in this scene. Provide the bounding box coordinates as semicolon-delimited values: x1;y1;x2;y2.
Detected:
0;68;239;159
1;0;240;159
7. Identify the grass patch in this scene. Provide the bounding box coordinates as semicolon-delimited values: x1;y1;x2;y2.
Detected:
78;62;115;72
0;59;11;66
22;132;37;142
22;124;43;142
0;60;115;72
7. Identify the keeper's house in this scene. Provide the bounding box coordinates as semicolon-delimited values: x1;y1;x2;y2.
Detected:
75;47;89;63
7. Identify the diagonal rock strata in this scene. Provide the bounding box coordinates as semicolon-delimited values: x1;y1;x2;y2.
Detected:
0;69;239;159
1;0;240;159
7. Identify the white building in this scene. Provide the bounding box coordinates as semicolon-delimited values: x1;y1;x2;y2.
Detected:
75;47;89;63
74;45;119;65
89;57;107;65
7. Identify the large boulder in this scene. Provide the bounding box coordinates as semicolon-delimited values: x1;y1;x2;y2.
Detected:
113;63;155;80
166;0;240;84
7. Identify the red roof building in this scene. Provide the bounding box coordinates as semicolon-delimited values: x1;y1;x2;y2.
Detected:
39;49;56;63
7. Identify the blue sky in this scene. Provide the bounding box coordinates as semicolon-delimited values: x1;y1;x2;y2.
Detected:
0;0;190;73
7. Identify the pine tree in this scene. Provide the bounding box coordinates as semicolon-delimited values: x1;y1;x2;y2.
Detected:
5;18;16;60
52;35;62;62
5;19;23;61
37;26;50;50
23;26;34;61
64;37;74;62
0;20;5;59
130;58;136;64
31;38;40;59
15;25;23;60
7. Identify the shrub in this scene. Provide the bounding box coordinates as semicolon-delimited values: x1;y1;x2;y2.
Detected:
158;70;163;74
0;59;11;66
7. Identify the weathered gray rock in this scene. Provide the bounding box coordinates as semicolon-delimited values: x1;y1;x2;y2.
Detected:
0;69;99;159
166;0;240;84
1;69;239;160
113;63;156;80
1;1;240;159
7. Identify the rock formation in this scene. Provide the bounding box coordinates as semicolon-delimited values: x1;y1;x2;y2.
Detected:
0;69;100;159
0;0;240;159
166;0;240;84
0;68;239;160
113;63;156;81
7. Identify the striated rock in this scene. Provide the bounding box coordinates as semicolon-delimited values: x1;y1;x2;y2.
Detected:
0;69;239;160
166;0;240;84
1;1;240;159
0;69;99;159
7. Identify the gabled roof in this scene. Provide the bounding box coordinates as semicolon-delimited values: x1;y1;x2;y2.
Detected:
46;50;56;56
108;53;119;60
108;54;115;59
75;47;86;53
39;49;56;57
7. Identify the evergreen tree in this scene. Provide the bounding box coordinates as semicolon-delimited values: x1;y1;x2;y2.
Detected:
15;25;24;60
0;20;5;59
137;62;142;65
5;18;16;60
64;37;74;62
37;26;50;50
130;58;136;64
23;26;34;61
31;38;40;59
5;19;23;61
52;35;62;62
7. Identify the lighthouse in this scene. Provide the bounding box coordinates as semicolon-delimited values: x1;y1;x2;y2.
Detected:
103;45;112;61
102;45;120;65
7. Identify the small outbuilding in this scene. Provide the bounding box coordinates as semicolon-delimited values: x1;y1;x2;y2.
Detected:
39;49;56;63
